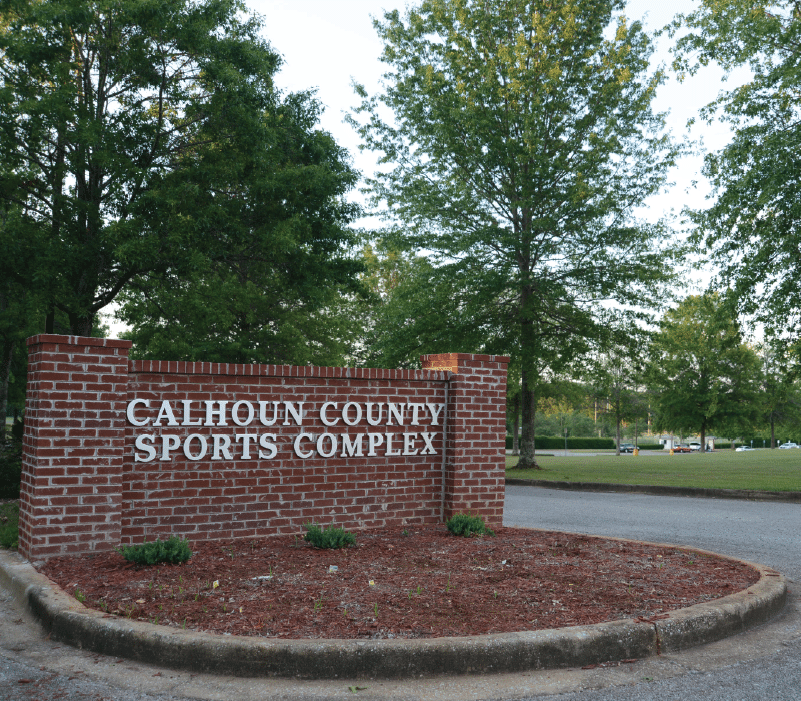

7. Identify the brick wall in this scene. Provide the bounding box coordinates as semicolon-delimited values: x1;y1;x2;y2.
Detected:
20;336;508;560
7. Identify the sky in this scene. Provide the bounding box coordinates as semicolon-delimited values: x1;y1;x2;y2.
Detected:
104;1;747;336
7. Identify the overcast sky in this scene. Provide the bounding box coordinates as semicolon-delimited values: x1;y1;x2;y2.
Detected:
247;0;743;227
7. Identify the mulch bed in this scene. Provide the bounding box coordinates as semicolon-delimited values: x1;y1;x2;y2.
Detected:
38;525;759;640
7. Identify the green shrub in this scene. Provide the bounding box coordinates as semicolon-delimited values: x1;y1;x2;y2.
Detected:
446;512;495;537
0;501;19;549
0;437;22;500
116;536;192;565
507;436;616;450
634;443;664;451
303;523;356;549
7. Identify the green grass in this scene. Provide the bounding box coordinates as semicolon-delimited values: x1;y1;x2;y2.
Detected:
506;449;801;492
0;501;19;549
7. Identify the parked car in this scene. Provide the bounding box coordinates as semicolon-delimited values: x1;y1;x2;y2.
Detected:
779;442;799;449
619;443;635;453
673;444;692;453
735;446;756;452
689;443;702;452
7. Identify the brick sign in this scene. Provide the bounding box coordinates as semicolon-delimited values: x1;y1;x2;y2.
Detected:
19;335;508;560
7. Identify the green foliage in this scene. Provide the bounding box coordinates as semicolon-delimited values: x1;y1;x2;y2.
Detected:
303;523;356;549
446;512;495;538
0;0;360;344
0;501;19;549
0;434;22;500
529;437;616;450
116;537;193;566
351;0;684;468
670;2;801;339
647;293;761;448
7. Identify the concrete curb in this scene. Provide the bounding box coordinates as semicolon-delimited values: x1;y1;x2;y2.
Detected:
505;478;801;503
0;534;787;680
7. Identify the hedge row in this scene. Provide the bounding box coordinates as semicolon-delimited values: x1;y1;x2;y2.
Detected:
506;436;614;450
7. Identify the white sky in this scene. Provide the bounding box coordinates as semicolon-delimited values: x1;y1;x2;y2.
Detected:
106;0;746;337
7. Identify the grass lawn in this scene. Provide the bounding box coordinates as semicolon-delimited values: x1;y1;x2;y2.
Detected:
506;449;801;492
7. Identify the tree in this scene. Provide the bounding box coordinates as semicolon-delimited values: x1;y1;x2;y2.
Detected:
116;90;364;366
670;1;801;338
588;340;650;454
647;293;761;451
0;0;289;335
350;0;683;469
757;342;801;448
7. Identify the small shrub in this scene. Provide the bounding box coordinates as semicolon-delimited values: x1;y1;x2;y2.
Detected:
116;536;192;565
303;523;356;549
0;501;19;549
0;436;22;500
446;512;495;537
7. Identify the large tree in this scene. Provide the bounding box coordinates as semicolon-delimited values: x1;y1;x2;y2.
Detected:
0;0;299;336
351;0;682;468
647;293;761;451
116;90;364;366
670;1;801;338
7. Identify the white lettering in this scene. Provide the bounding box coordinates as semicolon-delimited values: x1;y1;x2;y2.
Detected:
181;400;201;426
205;401;228;426
420;432;438;454
317;433;337;458
153;400;179;427
284;401;304;426
127;399;150;427
258;433;278;460
341;434;363;457
160;434;181;461
134;433;157;461
231;401;255;427
386;432;400;456
409;403;424;425
342;402;362;426
366;403;383;426
387;403;405;425
183;434;208;460
258;401;279;425
212;434;233;460
403;432;418;456
426;403;445;425
294;432;314;458
320;402;339;427
367;432;384;456
235;433;258;459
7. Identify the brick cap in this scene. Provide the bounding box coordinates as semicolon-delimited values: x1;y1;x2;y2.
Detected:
27;334;133;350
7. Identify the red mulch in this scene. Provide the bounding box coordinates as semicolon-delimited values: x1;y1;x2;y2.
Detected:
38;526;759;640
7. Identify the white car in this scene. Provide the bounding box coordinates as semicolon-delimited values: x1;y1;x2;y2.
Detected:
735;446;755;452
778;442;798;449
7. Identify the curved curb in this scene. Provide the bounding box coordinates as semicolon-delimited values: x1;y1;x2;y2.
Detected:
505;478;801;503
0;537;787;680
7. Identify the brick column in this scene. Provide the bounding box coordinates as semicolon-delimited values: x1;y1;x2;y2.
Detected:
420;353;509;529
19;335;131;560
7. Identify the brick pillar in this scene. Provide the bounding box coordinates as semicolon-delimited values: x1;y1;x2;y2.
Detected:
420;353;509;529
19;335;131;560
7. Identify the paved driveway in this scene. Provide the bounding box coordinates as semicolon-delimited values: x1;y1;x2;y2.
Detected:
1;487;799;700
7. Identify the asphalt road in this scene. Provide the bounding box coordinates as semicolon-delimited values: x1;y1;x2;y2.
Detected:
1;487;799;700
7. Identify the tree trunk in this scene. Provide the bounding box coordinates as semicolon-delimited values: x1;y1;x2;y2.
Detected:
0;338;13;441
700;424;706;455
511;392;520;456
518;370;540;470
69;311;94;337
771;417;776;448
615;416;621;456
